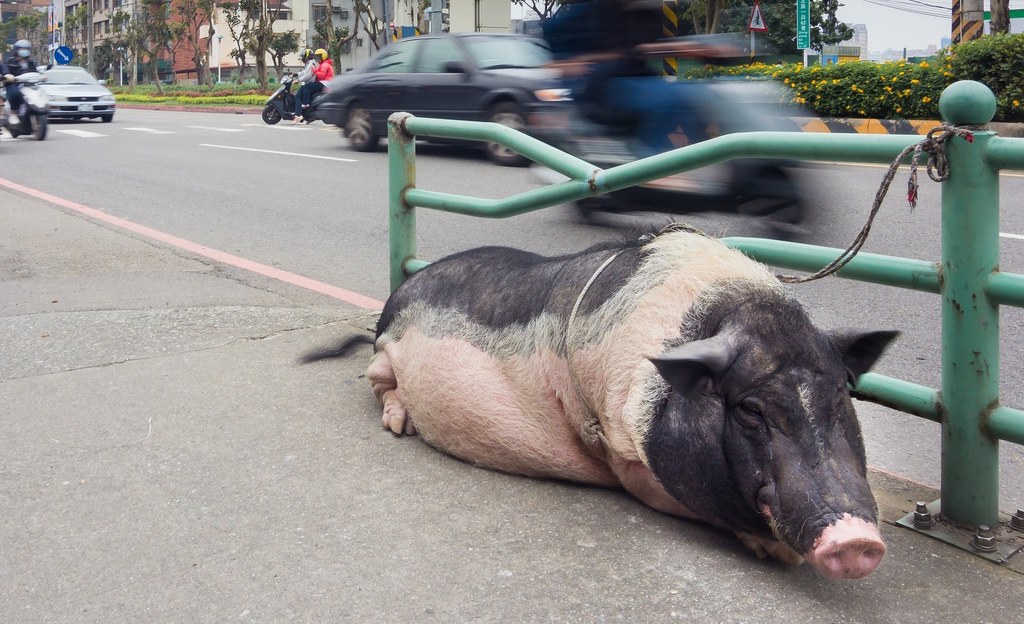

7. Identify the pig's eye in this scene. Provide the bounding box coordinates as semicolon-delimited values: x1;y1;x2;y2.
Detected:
736;398;765;428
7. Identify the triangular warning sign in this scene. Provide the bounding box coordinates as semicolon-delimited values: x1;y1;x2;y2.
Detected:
748;1;768;32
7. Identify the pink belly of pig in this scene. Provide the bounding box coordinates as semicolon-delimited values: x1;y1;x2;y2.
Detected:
386;331;619;487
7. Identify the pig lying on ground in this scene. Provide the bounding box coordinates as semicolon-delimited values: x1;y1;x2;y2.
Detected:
340;225;898;579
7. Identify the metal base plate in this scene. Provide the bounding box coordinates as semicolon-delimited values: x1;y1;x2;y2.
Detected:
896;500;1024;564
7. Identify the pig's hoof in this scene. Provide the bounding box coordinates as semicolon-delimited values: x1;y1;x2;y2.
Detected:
735;532;804;566
382;401;416;436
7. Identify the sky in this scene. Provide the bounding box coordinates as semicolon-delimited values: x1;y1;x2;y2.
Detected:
837;0;952;53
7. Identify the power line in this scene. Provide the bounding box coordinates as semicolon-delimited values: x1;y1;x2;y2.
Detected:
859;0;950;19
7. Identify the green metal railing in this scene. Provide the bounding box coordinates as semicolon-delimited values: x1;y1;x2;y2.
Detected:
386;80;1024;537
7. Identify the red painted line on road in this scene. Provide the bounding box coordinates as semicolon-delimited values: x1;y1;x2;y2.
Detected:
0;177;385;311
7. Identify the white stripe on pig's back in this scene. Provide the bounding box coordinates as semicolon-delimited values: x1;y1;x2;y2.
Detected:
571;232;780;464
381;325;619;486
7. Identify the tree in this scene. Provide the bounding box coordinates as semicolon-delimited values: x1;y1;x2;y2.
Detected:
812;0;852;53
991;0;1010;35
222;2;249;83
682;0;732;34
353;0;385;51
95;39;120;80
119;0;181;92
268;29;300;81
175;0;218;86
62;3;90;61
237;0;286;89
512;0;565;21
413;0;431;32
721;0;797;55
720;0;854;56
313;0;353;68
3;11;48;55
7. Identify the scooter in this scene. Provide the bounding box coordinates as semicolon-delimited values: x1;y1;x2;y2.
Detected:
262;74;325;125
0;71;49;140
529;39;810;238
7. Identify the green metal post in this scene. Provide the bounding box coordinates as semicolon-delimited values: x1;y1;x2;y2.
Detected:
388;113;418;293
938;81;1001;528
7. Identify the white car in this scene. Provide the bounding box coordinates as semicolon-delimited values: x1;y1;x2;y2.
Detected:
39;65;116;122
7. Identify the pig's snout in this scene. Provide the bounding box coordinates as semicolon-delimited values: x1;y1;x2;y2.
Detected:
806;514;886;579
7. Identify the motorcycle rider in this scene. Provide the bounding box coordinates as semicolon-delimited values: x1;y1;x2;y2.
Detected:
542;0;711;155
2;39;39;134
293;48;333;124
290;48;319;124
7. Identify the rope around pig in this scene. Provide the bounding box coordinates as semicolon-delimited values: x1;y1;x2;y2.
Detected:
776;124;975;284
565;250;623;453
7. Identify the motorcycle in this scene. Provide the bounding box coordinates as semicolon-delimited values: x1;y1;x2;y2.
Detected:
529;39;810;239
0;71;49;140
261;73;325;125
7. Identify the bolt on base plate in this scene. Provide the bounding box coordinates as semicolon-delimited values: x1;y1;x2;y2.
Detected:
896;500;1024;564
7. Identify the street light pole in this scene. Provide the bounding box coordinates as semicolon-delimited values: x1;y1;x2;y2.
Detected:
216;34;223;83
86;0;95;75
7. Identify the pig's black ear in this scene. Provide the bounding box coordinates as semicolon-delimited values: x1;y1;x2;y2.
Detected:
649;335;738;396
831;330;900;379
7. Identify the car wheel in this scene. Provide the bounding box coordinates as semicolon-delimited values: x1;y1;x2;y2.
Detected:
345;106;379;152
261;105;282;125
101;114;113;123
484;102;529;167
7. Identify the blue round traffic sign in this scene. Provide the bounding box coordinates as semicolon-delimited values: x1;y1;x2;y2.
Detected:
54;46;74;65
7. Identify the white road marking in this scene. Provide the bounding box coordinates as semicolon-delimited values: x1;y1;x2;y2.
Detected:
824;160;1024;178
199;143;357;162
240;122;313;130
122;127;177;134
56;129;107;138
186;125;245;132
1001;232;1024;240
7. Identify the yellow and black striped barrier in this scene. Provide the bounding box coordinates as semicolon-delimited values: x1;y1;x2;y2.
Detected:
793;117;940;135
952;0;983;43
662;0;678;77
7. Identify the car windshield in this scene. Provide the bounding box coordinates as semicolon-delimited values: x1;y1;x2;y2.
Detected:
462;36;551;70
46;70;99;85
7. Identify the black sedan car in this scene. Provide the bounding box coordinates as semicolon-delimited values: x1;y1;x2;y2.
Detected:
316;33;557;166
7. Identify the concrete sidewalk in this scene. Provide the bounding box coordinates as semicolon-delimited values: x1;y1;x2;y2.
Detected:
1;188;1022;623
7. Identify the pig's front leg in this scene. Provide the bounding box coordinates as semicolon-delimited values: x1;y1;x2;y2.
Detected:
735;532;804;566
367;349;416;436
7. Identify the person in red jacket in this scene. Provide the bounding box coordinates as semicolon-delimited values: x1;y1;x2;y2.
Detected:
292;48;334;124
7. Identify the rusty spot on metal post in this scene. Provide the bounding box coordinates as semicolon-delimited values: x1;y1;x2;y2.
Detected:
393;111;415;139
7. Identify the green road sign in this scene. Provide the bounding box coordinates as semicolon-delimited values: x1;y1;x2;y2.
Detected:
797;0;810;49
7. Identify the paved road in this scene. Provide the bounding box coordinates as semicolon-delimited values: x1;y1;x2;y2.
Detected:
1;110;1022;621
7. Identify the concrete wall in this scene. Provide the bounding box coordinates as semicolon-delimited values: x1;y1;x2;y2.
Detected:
449;0;510;33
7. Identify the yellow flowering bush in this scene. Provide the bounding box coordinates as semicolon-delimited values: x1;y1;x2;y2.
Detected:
683;33;1024;121
687;58;949;119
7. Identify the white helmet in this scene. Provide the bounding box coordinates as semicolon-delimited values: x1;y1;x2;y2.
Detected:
13;39;32;58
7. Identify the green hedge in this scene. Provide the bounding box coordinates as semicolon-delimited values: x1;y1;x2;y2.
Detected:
111;83;267;107
685;33;1024;122
114;93;267;106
